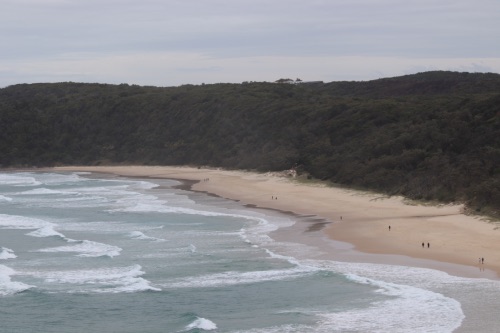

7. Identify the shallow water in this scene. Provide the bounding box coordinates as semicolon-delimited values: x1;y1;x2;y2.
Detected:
0;171;498;332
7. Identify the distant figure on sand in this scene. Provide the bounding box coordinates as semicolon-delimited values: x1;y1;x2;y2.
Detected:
427;242;430;248
388;225;391;231
422;242;424;248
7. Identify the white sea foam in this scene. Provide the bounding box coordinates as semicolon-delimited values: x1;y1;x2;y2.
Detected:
276;259;467;333
226;230;467;333
0;247;16;260
69;185;130;199
21;188;65;195
119;200;287;249
163;266;316;289
58;220;167;235
0;214;54;230
236;211;296;249
151;225;164;229
264;248;304;267
37;240;122;257
129;231;165;242
43;195;110;208
40;191;111;208
185;317;217;331
66;184;152;209
115;199;241;217
128;180;159;190
326;273;464;332
0;171;476;331
0;264;34;296
230;279;463;333
106;182;294;250
37;264;160;293
60;195;101;201
0;195;13;202
0;173;42;186
0;214;67;239
26;226;66;238
35;172;87;185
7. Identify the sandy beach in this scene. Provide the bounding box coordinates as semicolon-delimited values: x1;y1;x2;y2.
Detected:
51;165;500;279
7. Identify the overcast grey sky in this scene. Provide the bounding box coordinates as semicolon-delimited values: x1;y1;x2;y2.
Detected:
1;0;499;87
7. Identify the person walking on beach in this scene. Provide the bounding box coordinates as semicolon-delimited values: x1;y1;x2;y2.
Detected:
388;225;391;231
422;242;424;248
427;242;430;248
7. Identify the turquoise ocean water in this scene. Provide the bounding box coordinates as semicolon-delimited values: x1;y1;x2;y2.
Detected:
1;171;499;332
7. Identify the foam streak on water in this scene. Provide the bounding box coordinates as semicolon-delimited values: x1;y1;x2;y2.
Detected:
0;171;497;332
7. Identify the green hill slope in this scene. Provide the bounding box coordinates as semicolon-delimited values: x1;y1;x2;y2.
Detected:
1;71;499;215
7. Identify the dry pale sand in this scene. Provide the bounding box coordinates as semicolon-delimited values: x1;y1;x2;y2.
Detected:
52;165;500;279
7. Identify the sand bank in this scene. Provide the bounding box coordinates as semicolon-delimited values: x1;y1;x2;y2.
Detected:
51;165;500;279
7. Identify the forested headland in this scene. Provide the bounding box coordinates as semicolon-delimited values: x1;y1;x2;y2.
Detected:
1;71;499;216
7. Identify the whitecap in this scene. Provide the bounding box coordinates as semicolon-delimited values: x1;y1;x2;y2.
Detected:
32;264;160;293
0;247;17;260
185;317;217;331
37;240;122;258
129;231;165;242
0;264;35;296
0;195;13;202
26;226;66;238
0;214;54;230
109;277;161;293
0;173;41;186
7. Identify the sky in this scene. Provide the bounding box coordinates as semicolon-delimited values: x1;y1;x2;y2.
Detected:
1;0;499;87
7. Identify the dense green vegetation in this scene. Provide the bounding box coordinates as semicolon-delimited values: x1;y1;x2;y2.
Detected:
1;71;499;216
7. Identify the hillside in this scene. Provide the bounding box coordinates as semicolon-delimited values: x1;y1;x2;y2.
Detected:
0;71;499;216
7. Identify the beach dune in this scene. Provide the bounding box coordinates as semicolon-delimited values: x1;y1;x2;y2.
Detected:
52;165;500;279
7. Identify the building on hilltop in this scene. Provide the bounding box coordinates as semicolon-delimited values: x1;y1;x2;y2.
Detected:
274;78;323;84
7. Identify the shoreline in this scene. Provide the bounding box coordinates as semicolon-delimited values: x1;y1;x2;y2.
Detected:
41;165;499;280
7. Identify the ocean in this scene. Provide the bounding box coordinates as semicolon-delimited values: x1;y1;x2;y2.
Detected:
0;171;499;332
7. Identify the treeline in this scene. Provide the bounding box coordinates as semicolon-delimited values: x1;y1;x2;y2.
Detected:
0;71;499;216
